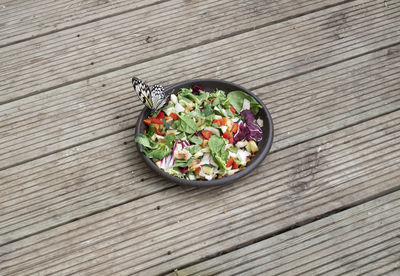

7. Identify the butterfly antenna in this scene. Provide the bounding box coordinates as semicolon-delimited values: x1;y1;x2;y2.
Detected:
132;76;141;85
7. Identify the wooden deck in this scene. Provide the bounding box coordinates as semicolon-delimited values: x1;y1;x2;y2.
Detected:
0;0;399;275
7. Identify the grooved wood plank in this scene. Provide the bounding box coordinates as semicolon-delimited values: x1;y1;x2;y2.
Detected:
0;109;399;275
1;1;400;169
0;0;163;46
0;0;395;103
0;46;399;244
164;191;400;276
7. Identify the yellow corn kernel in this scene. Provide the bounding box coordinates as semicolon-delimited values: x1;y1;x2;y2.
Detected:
226;118;233;130
249;140;259;153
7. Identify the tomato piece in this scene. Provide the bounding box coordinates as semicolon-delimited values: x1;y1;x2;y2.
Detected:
212;119;221;126
230;105;236;114
170;112;179;121
143;118;152;126
154;127;163;136
212;118;227;127
156;111;165;119
220;117;227;126
226;157;234;168
222;131;233;140
232;161;239;169
201;130;213;140
232;122;239;133
150;118;163;124
210;98;215;103
195;166;202;175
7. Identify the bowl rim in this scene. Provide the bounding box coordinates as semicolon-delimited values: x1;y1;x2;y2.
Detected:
135;78;274;187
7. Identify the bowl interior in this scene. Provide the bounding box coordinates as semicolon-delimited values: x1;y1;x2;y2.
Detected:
135;79;273;187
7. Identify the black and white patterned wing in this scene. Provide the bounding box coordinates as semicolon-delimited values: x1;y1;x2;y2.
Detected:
132;77;152;109
150;84;167;111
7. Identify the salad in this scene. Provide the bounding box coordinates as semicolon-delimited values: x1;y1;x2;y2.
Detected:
135;85;264;180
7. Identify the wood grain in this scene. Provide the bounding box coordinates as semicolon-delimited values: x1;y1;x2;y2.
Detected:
0;0;163;46
1;0;396;103
1;8;399;168
164;191;400;276
0;110;399;275
1;0;399;274
1;45;399;244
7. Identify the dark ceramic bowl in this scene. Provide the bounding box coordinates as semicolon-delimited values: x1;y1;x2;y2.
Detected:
135;79;273;187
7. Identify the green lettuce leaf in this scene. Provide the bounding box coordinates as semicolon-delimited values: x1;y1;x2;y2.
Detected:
187;145;202;155
227;90;262;115
202;103;214;117
145;143;171;160
165;168;185;178
208;135;227;171
178;114;198;134
189;135;203;145
210;89;227;102
165;134;176;148
173;158;193;168
135;133;156;149
178;88;201;105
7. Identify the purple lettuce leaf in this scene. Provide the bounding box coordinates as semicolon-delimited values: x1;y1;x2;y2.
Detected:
192;85;205;95
234;110;263;142
233;121;249;144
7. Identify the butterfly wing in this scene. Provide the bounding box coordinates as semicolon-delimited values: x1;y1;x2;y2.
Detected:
132;77;153;109
150;84;167;111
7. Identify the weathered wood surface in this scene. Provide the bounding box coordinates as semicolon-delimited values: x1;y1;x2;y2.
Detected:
1;110;399;275
1;0;397;104
1;46;399;244
1;0;399;168
166;190;400;276
0;0;162;46
1;0;399;275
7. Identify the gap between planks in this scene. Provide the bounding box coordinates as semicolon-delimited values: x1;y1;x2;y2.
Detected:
1;4;399;170
0;0;171;48
0;110;399;275
0;45;399;245
0;0;398;266
0;0;367;104
1;48;398;213
163;190;400;276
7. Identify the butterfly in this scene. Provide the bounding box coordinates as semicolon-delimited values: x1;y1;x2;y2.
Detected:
132;77;168;112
